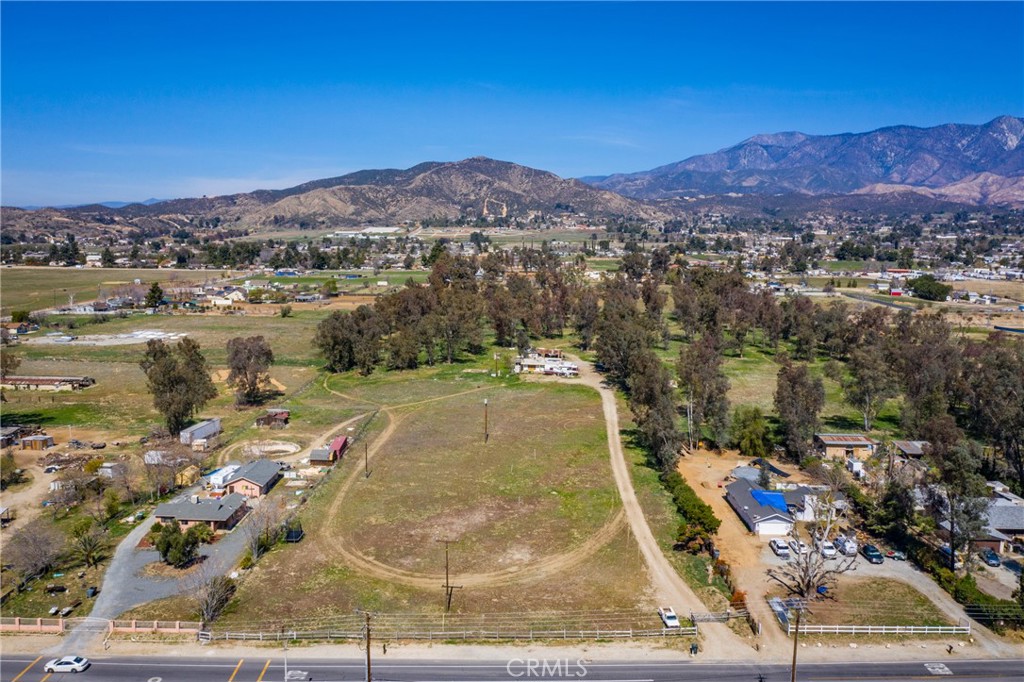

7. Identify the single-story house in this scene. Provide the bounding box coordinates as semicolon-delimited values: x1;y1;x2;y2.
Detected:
21;434;54;451
223;459;282;498
892;440;930;458
155;493;249;532
777;484;847;523
255;409;290;429
725;479;795;537
936;482;1024;553
814;433;877;460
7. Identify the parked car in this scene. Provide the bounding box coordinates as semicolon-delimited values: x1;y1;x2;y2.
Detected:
938;545;964;570
817;540;838;559
980;548;1001;567
44;656;90;673
833;534;857;556
43;465;61;474
861;544;884;564
658;606;681;628
769;538;791;558
885;548;907;561
788;539;810;556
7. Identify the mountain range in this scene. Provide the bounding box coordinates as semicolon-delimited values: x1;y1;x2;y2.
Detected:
583;115;1024;205
3;117;1022;238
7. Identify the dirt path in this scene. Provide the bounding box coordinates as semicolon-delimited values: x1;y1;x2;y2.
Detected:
566;358;751;657
0;449;52;536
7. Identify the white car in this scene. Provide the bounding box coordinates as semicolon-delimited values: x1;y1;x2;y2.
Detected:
44;656;90;673
818;540;838;559
769;538;791;558
788;539;810;555
658;606;681;628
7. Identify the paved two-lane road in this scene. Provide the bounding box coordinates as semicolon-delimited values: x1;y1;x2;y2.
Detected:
2;655;1022;682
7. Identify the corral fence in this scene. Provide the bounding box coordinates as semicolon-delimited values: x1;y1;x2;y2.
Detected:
199;625;698;642
198;610;699;642
785;622;971;636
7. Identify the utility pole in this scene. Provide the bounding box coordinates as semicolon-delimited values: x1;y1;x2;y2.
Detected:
790;603;804;682
356;610;373;682
437;539;463;612
483;399;489;443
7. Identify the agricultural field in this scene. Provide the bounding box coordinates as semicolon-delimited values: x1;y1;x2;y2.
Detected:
0;266;231;315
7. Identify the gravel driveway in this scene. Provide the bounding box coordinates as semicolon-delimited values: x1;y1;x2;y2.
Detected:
57;490;251;652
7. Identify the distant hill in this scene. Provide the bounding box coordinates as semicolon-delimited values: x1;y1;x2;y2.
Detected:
585;116;1024;207
0;157;668;237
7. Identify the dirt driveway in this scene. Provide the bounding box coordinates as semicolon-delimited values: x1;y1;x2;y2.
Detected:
675;450;1018;658
0;448;53;536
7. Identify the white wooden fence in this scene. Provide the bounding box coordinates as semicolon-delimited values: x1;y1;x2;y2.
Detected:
786;622;971;636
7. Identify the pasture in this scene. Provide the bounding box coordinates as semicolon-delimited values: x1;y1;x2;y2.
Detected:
0;266;231;315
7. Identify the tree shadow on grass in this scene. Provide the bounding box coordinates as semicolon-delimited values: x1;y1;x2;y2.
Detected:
0;410;56;426
821;413;863;432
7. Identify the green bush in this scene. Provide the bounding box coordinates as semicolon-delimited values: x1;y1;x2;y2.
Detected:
661;471;721;552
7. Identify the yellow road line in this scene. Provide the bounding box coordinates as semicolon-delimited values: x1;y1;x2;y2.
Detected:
227;658;244;682
257;658;272;682
10;656;41;682
38;674;51;682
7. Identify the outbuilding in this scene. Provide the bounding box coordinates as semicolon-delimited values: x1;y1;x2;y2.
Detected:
814;433;876;460
21;434;55;451
179;418;221;446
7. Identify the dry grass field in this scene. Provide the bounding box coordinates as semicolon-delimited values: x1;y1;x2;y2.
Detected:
214;374;658;627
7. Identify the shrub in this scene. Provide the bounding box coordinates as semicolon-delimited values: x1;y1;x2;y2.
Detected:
662;471;720;552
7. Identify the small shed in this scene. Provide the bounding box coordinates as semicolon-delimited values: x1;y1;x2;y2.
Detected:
329;436;350;460
255;409;290;429
176;464;201;487
309;447;334;466
892;440;930;458
21;434;54;451
98;462;126;479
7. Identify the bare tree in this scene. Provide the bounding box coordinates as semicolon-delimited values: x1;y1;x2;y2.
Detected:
183;562;236;624
5;518;65;581
805;461;852;541
767;535;856;599
242;499;284;561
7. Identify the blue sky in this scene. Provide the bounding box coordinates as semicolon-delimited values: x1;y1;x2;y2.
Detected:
2;2;1022;206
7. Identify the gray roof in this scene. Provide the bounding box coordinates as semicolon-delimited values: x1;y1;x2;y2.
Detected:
732;466;762;482
988;501;1024;534
309;447;332;462
725;479;793;532
224;459;282;488
892;440;929;456
155;493;247;523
